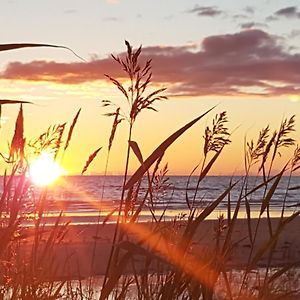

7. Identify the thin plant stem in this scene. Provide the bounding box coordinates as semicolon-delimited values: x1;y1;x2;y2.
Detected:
102;121;133;289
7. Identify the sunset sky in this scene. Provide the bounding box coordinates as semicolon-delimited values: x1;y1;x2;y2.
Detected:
1;0;300;175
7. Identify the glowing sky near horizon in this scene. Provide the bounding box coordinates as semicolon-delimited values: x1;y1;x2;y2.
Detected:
0;0;300;175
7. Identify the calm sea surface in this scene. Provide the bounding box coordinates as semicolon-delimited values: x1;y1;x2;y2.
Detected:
7;176;300;225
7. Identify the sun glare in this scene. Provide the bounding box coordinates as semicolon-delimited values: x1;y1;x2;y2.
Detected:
29;152;64;186
289;95;300;102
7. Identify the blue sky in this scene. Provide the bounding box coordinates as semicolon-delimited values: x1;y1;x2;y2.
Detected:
2;0;300;61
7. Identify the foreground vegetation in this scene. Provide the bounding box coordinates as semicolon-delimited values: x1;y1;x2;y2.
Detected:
0;42;300;299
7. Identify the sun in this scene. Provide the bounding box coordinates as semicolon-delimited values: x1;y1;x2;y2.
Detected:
28;152;64;186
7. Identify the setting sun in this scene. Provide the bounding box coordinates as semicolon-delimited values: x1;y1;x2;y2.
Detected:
28;152;64;186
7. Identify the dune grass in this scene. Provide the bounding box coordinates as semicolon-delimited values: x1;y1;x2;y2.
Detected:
0;42;300;299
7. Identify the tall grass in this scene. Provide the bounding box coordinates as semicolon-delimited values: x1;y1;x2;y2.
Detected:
0;43;86;299
97;42;300;300
0;42;300;300
0;104;87;298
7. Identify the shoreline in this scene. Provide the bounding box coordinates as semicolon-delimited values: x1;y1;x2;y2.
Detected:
12;208;300;227
16;216;300;280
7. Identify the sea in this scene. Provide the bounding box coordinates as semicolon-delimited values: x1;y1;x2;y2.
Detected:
11;176;300;225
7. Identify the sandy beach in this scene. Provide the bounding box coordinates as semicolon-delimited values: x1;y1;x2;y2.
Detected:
17;216;300;280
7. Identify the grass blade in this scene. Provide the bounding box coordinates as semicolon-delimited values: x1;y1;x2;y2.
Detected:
64;108;81;151
81;147;102;175
245;198;253;244
0;99;32;105
191;182;237;230
0;100;32;129
260;167;286;215
250;211;300;269
198;147;223;183
268;261;300;283
108;107;122;151
185;164;199;210
129;141;144;164
9;104;24;161
125;107;216;190
288;185;300;190
0;43;85;61
102;208;118;225
100;252;131;300
182;182;237;248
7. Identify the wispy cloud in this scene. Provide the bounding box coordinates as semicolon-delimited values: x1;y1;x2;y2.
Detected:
64;9;77;14
187;6;223;17
289;29;300;38
232;14;249;20
103;17;120;22
244;6;255;15
2;30;300;97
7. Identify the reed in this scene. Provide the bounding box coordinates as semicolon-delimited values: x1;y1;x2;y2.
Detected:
0;42;299;300
96;42;300;300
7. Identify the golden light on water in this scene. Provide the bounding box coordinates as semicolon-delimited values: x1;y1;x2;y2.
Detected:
28;151;64;186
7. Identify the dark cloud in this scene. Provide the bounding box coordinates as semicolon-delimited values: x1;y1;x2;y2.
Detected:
275;6;300;18
267;6;300;21
2;30;300;97
187;6;223;17
232;14;249;20
240;22;268;30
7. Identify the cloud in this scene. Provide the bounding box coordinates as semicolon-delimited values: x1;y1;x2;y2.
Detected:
289;29;300;38
103;17;120;22
187;6;223;17
232;14;249;20
240;22;268;30
64;9;77;14
275;6;300;18
267;6;300;21
2;30;300;97
244;6;255;14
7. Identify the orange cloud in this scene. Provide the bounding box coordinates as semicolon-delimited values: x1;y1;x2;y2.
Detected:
2;30;300;97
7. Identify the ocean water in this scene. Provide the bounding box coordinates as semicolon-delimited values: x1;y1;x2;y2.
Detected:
9;176;300;225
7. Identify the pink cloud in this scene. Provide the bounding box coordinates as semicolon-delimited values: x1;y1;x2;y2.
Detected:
2;30;300;97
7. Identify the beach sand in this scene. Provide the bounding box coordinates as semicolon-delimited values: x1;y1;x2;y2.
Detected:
18;217;300;280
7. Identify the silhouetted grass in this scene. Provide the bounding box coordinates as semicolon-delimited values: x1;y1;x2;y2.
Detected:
0;42;300;300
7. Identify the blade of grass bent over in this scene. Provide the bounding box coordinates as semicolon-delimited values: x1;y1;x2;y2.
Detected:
0;43;85;61
185;182;237;242
64;108;81;151
0;100;32;130
81;147;102;174
0;100;32;105
249;211;300;270
125;106;216;190
129;141;144;164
